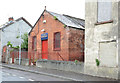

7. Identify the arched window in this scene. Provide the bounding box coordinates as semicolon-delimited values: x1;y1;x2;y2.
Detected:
54;32;61;50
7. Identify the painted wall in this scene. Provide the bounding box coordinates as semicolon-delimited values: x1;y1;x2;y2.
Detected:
118;1;120;80
0;19;31;59
85;0;119;79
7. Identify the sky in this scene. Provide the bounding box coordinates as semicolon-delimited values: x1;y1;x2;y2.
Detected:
0;0;85;26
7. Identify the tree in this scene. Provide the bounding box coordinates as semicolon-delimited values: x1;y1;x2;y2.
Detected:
7;33;28;50
21;33;28;50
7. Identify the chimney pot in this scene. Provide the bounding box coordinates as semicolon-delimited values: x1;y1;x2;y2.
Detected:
8;17;14;21
45;6;46;10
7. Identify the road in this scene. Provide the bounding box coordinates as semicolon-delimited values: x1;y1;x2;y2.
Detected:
2;67;70;81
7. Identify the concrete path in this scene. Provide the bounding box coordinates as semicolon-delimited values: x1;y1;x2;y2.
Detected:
1;63;118;82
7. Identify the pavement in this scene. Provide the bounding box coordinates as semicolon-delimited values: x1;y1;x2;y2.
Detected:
1;63;118;82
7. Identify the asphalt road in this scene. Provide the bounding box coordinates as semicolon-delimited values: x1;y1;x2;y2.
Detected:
2;67;70;81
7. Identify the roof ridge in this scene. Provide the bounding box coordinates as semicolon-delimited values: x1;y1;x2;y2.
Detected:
46;10;63;16
0;17;22;26
0;17;32;29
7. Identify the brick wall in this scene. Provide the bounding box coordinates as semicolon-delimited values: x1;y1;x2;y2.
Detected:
10;51;28;59
28;11;69;61
69;28;84;61
28;10;84;62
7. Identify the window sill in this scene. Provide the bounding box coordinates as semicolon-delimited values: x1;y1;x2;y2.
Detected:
95;20;113;25
53;48;61;51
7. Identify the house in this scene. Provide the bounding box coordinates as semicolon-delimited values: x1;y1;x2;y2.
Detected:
85;0;120;79
0;17;32;62
28;9;85;62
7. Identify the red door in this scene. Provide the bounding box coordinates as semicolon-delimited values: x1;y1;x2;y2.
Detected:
42;40;48;59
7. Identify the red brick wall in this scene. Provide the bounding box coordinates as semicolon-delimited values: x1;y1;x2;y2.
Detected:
10;51;28;59
28;10;84;62
28;11;69;61
68;28;84;61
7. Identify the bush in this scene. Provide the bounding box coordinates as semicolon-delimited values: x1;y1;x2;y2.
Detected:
13;46;19;49
74;60;79;64
96;59;100;66
64;25;67;28
54;16;58;20
7;41;13;48
21;33;28;50
7;33;28;50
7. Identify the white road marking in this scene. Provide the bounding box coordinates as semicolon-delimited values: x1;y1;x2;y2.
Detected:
12;74;16;76
19;77;24;79
0;67;4;69
6;73;10;75
28;79;34;81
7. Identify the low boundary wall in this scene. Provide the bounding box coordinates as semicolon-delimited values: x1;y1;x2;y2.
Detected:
36;60;84;74
15;58;29;66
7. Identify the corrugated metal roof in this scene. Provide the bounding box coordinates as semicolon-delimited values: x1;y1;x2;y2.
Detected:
47;10;85;29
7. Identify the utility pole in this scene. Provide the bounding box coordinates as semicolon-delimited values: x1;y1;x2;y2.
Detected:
19;26;21;65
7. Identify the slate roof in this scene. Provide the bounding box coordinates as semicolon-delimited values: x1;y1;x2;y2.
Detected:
0;17;32;30
47;10;85;29
29;10;85;35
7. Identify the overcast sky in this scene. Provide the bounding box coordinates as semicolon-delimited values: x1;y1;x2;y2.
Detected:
0;0;85;26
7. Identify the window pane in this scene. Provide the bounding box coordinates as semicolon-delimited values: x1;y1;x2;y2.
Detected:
32;36;36;49
54;32;60;49
98;0;112;22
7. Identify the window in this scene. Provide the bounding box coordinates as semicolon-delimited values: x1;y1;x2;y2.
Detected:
99;42;116;67
32;36;37;50
54;32;61;50
97;0;112;22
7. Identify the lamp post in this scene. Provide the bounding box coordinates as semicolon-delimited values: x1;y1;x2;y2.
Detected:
19;26;22;65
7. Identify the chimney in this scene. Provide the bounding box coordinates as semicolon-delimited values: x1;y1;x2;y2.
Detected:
8;17;14;22
45;6;46;10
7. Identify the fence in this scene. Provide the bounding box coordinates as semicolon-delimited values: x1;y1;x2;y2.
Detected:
10;51;28;59
7;48;84;65
9;51;28;63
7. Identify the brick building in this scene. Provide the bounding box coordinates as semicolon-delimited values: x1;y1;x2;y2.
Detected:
28;9;85;62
